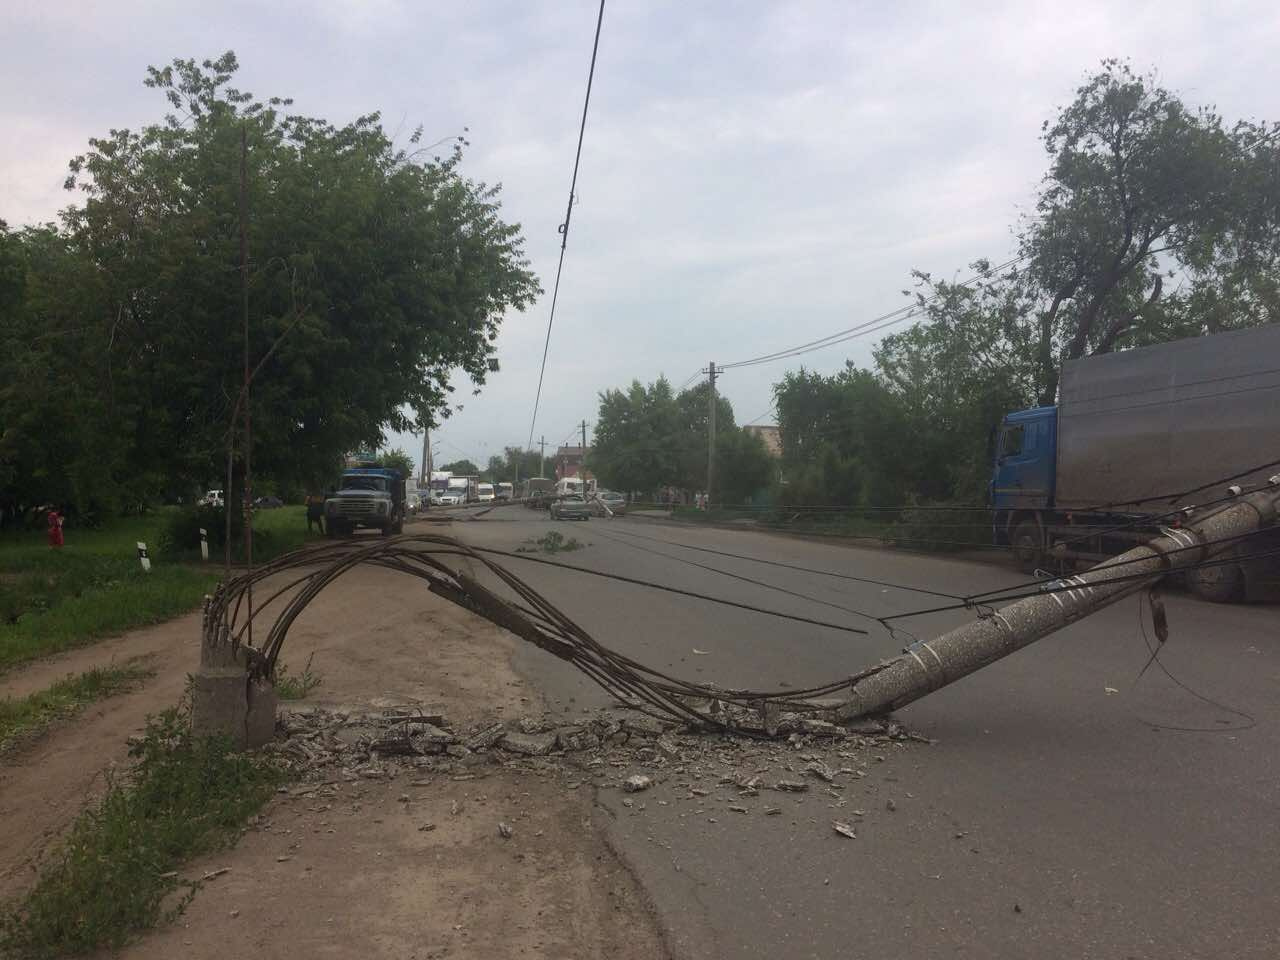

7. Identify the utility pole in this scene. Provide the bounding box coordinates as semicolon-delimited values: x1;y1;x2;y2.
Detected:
706;361;717;508
538;436;547;478
831;482;1280;721
239;125;254;647
427;427;437;488
581;420;588;489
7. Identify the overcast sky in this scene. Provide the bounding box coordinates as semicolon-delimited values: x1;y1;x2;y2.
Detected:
5;1;1280;472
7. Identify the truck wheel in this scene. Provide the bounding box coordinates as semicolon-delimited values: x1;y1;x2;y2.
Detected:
1187;560;1245;603
1011;520;1043;575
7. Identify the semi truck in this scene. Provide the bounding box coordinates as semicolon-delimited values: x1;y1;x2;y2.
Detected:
990;324;1280;600
325;466;407;537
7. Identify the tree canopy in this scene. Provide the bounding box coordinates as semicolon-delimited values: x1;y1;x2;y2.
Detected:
591;377;773;502
0;52;539;522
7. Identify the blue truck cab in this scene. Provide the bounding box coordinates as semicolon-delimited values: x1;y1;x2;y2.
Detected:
989;406;1056;513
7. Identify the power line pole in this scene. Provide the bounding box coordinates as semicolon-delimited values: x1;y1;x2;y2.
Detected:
581;419;588;489
239;124;254;646
706;361;717;508
427;427;437;488
538;436;547;478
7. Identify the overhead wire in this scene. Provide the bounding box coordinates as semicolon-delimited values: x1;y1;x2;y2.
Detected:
526;0;607;454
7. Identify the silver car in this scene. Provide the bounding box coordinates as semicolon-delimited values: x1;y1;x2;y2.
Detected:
550;494;591;521
591;490;627;516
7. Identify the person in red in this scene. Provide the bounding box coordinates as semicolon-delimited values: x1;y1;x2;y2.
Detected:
47;508;64;548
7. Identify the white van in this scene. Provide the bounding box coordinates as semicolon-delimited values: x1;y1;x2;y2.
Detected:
477;482;495;502
554;477;582;497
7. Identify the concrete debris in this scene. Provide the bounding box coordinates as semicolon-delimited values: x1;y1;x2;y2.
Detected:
518;716;551;735
775;780;809;793
465;722;507;751
832;821;857;840
764;807;782;816
804;761;836;783
623;775;653;793
498;822;514;839
500;731;557;757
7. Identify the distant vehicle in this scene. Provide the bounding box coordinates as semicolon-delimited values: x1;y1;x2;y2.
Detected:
591;490;627;516
523;477;554;509
325;467;407;536
554;477;583;497
991;324;1280;600
477;482;495;502
405;490;422;516
428;471;452;506
253;495;284;509
446;475;472;503
434;489;463;507
550;494;591;521
496;482;513;501
199;489;225;508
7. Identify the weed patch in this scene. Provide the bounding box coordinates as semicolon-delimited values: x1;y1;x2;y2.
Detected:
1;708;283;958
0;663;154;755
274;652;323;700
515;531;584;554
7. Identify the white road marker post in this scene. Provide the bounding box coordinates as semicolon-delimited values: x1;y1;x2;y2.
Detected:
199;527;209;562
137;541;151;573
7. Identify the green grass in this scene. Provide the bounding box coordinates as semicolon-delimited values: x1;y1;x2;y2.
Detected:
515;530;584;554
1;707;283;958
274;652;323;700
0;662;155;755
0;511;220;675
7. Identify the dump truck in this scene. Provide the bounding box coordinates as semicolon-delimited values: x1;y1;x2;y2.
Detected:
325;466;407;537
990;324;1280;600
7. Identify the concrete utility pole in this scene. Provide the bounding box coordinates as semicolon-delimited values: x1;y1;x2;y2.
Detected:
706;361;717;508
420;425;431;486
832;482;1280;721
538;436;547;478
581;419;588;486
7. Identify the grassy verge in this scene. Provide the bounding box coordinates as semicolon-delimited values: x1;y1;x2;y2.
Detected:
0;566;219;674
0;510;224;674
0;662;155;755
1;708;283;958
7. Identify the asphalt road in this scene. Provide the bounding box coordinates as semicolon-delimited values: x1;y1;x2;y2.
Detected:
446;509;1280;960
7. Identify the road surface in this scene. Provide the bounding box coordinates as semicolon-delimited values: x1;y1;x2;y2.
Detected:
445;509;1280;960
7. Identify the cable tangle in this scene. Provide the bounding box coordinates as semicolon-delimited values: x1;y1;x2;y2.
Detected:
202;534;882;737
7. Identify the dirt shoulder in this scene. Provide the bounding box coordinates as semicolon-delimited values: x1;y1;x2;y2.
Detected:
2;563;666;959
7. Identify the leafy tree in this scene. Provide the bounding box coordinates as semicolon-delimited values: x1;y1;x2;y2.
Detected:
375;448;414;477
483;446;542;482
439;459;480;476
592;377;773;501
0;52;539;520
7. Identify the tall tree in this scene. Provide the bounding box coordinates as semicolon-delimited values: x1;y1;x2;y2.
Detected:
0;52;539;519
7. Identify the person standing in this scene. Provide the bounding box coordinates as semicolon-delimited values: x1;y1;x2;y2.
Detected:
305;492;326;535
47;507;65;548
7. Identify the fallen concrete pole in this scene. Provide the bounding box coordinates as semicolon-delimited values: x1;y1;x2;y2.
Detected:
833;484;1280;721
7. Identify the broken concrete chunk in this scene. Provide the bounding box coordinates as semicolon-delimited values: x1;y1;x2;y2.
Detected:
622;775;652;793
500;731;557;757
498;822;513;839
621;715;667;738
518;716;550;735
555;727;601;752
775;780;809;793
832;821;857;840
464;722;506;751
804;761;836;783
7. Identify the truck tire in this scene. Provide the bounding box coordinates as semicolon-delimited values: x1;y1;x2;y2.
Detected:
1011;519;1043;575
1187;560;1246;603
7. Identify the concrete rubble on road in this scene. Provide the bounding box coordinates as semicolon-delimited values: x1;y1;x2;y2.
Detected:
268;703;927;841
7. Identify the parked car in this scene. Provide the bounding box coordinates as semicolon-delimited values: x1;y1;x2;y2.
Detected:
433;490;463;507
591;490;627;516
550;494;591;521
253;495;284;509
